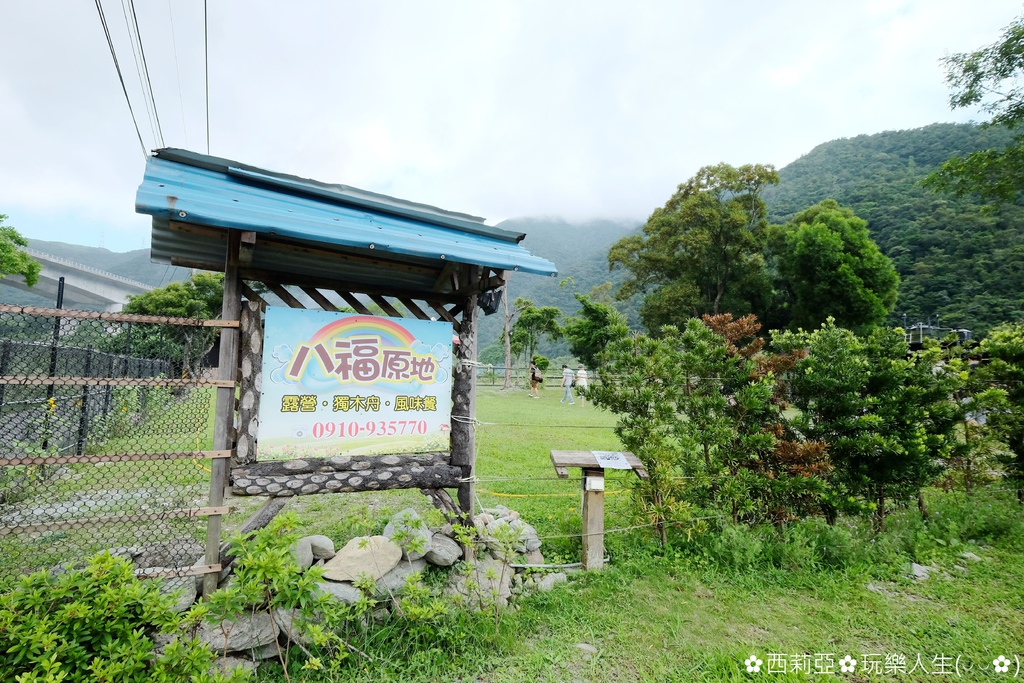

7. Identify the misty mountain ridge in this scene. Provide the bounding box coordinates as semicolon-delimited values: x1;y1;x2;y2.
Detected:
4;122;1021;340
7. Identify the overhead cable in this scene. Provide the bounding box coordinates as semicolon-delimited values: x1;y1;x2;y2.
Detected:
92;0;147;158
166;0;188;147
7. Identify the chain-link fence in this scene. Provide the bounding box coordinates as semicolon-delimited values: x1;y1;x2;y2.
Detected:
0;306;225;581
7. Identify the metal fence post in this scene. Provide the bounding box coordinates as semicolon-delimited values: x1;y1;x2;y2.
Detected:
76;347;94;455
0;339;11;413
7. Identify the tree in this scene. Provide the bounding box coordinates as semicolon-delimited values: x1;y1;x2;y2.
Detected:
609;163;779;330
562;293;627;369
773;200;899;333
981;323;1024;503
775;321;954;530
118;272;224;378
589;314;831;540
924;14;1024;203
0;215;41;287
509;301;562;366
498;290;527;389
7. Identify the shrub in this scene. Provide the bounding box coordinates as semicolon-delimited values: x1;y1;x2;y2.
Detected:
0;552;249;683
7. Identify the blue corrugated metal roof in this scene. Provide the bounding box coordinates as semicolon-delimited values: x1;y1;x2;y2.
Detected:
135;150;558;278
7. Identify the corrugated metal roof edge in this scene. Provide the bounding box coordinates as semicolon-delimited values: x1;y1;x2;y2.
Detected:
151;148;527;244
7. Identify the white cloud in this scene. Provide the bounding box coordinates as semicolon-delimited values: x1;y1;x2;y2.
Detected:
0;0;1021;249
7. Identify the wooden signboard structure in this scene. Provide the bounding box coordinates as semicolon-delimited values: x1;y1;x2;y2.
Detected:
550;450;648;570
136;148;557;595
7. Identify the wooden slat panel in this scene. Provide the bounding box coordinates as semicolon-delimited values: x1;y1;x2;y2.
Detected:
0;506;231;536
427;302;460;331
0;450;232;467
398;298;431;321
337;291;371;315
237;267;462;304
239;281;268;308
0;305;239;328
369;295;403;318
433;261;458;292
265;283;305;309
0;376;234;388
301;286;339;311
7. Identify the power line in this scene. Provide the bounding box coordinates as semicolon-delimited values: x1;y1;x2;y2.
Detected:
204;0;210;154
123;0;164;146
166;0;188;148
128;0;163;146
117;0;156;146
92;0;147;158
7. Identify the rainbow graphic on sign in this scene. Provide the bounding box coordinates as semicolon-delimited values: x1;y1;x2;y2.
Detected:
259;307;453;460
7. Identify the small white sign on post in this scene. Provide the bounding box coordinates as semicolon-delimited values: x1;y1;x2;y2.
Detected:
592;451;631;470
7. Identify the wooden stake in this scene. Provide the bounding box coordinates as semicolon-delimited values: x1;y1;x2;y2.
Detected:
581;467;605;570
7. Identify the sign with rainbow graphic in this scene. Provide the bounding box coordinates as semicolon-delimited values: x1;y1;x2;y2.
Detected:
259;307;453;459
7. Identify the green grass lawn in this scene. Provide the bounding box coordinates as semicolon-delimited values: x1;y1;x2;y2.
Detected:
251;384;1024;682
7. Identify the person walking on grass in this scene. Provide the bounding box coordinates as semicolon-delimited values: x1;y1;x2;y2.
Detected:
529;360;541;398
560;364;575;404
575;364;589;406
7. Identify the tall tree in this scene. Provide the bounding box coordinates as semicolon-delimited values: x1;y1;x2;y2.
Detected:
982;323;1024;503
609;163;779;330
562;292;627;370
0;215;41;287
775;321;954;530
773;200;899;334
510;301;562;365
499;290;528;389
924;14;1024;203
118;272;224;378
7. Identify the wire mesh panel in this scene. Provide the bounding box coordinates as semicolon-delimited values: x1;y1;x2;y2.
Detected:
0;308;224;581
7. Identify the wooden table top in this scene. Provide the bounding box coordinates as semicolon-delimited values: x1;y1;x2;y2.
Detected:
549;450;648;480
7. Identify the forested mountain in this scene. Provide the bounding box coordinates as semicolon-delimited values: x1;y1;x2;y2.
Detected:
6;122;1022;342
0;239;190;307
477;217;640;357
24;239;191;286
765;123;1024;335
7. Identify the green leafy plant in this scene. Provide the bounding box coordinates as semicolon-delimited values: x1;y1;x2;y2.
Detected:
0;552;248;682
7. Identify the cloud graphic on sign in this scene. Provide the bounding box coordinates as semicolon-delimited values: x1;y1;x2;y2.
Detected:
270;343;296;385
410;340;451;383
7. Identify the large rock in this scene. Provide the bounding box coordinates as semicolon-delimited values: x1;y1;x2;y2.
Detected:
197;611;279;653
322;535;402;583
305;535;336;560
537;572;567;592
911;563;935;581
383;509;433;561
484;518;540;555
157;573;197;613
291;537;314;570
272;608;321;646
424;534;462;566
448;559;513;607
377;558;427;596
214;656;258;675
316;580;363;605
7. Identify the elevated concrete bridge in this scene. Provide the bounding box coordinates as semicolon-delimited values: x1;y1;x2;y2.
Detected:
0;248;153;311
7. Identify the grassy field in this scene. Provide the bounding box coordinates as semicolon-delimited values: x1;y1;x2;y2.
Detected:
243;384;1024;683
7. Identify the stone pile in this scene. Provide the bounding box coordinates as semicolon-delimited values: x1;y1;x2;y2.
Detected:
135;505;568;664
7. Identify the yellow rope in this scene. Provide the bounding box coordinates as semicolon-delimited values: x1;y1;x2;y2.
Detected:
477;488;625;499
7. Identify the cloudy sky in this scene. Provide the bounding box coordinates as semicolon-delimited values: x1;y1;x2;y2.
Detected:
1;1;1020;252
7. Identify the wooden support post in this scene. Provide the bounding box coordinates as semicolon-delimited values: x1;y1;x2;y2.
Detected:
581;467;605;570
450;266;478;515
204;231;241;598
